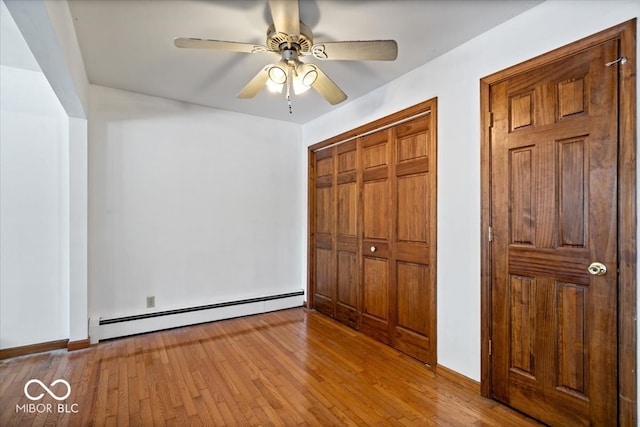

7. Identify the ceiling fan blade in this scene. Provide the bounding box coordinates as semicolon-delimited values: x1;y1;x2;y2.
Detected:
311;40;398;61
174;37;267;54
268;0;300;36
237;66;270;98
310;65;347;105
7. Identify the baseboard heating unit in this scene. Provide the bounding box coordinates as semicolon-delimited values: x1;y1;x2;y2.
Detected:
89;290;304;343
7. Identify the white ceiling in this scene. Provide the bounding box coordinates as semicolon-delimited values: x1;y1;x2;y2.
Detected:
66;0;542;124
0;0;41;72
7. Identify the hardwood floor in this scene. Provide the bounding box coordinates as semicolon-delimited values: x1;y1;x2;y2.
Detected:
0;308;540;426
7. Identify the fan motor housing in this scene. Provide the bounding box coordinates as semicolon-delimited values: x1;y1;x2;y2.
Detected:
266;22;313;54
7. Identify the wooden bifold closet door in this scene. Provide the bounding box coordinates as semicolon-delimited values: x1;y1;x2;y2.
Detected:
308;99;437;366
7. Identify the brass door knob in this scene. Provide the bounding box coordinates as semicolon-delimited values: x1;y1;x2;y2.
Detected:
588;262;607;276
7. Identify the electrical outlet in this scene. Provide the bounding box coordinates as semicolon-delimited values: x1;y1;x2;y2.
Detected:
146;296;155;308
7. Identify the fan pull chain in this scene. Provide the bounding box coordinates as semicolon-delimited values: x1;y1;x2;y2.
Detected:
286;68;293;114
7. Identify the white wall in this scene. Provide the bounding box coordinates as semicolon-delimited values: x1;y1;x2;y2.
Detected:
68;117;87;342
1;0;89;348
89;85;304;320
0;65;70;348
302;0;640;381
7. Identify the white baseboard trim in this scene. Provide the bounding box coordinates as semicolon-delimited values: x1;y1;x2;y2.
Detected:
89;290;304;343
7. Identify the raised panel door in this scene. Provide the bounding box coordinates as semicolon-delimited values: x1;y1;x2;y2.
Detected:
392;116;436;365
360;130;392;343
313;148;335;317
336;140;359;328
490;40;618;426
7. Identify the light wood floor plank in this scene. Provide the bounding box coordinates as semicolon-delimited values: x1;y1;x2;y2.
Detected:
0;308;541;426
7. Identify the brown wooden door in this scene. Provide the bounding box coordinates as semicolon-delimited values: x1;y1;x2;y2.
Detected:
335;140;359;328
313;142;360;326
310;99;438;368
360;129;393;344
391;117;436;364
313;147;336;317
490;40;619;426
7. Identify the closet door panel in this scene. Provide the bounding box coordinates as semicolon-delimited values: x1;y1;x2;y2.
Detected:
396;262;430;331
363;180;388;240
362;139;387;169
316;186;333;234
360;130;393;343
337;182;357;239
394;261;432;363
335;140;359;327
392;116;436;365
338;142;357;173
313;148;336;317
336;251;358;327
397;173;429;243
314;248;335;316
361;257;391;344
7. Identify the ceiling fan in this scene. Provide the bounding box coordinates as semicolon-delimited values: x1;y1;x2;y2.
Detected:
174;0;397;110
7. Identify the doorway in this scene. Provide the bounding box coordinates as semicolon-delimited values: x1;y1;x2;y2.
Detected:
480;20;636;426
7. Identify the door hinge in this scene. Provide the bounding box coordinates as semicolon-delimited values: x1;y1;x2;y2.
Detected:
488;226;493;242
488;111;494;128
489;339;492;356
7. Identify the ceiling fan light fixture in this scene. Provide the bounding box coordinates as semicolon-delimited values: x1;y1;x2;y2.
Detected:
292;63;318;95
266;78;285;93
175;0;398;109
292;76;310;95
300;64;318;87
268;64;287;85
